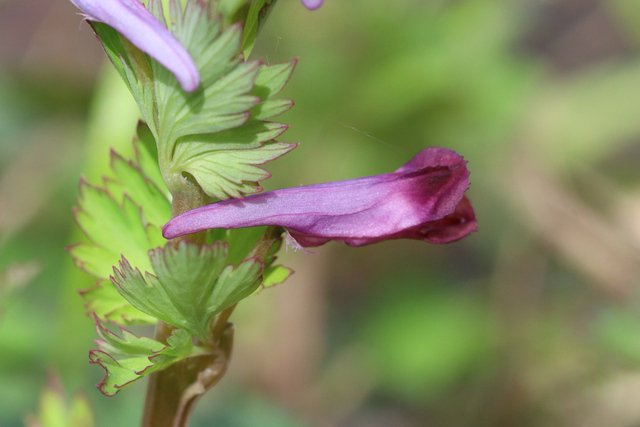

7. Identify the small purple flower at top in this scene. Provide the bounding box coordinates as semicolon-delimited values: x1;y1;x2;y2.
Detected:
163;147;477;248
301;0;324;10
69;0;200;92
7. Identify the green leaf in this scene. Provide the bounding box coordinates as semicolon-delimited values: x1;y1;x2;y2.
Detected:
241;0;276;58
91;1;296;201
133;121;167;199
250;60;297;120
70;181;157;279
209;226;267;265
256;265;293;294
252;60;297;99
209;227;292;294
69;180;163;325
103;150;171;229
173;124;296;198
217;0;249;23
145;1;295;199
70;132;173;325
88;22;130;90
262;265;293;288
26;373;94;427
112;240;264;344
79;280;157;325
90;322;206;396
252;98;294;121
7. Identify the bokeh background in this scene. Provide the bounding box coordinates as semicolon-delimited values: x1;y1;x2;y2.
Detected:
2;0;640;425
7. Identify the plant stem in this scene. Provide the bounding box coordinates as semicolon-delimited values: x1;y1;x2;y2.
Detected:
141;176;232;427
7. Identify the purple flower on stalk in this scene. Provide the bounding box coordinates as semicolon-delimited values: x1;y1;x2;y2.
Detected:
301;0;324;10
163;147;477;247
69;0;200;92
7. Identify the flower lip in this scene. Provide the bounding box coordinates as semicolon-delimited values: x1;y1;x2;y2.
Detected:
163;147;477;247
69;0;200;92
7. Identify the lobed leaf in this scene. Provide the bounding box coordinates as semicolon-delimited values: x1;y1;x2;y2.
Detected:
70;181;157;279
261;265;293;289
80;280;156;324
90;321;206;396
112;240;264;344
103;150;170;229
89;22;130;90
133;121;169;198
100;0;297;200
70;141;171;325
241;0;276;57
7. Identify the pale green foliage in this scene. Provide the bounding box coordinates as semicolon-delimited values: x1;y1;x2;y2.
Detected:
69;130;172;325
73;0;297;391
90;320;206;396
91;0;296;200
241;0;277;57
71;183;158;280
112;241;263;344
25;375;94;427
261;264;293;290
209;227;293;293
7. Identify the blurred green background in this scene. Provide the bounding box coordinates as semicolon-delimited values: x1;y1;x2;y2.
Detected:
3;0;640;425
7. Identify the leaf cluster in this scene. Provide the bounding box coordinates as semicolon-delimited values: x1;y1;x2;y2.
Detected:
70;129;291;394
90;317;208;396
72;0;298;396
70;128;169;325
91;0;296;200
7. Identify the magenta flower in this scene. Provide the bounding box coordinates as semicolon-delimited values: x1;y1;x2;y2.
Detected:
69;0;200;92
163;147;477;247
301;0;324;10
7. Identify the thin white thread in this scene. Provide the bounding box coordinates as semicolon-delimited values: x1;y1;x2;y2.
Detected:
297;106;407;155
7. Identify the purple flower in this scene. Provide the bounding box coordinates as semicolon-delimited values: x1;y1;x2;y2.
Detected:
69;0;200;92
163;147;477;247
301;0;324;10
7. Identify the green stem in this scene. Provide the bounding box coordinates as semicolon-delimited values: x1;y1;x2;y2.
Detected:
141;177;231;427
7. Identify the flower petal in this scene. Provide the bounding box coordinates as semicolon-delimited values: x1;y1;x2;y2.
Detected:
163;147;476;247
69;0;200;92
301;0;324;10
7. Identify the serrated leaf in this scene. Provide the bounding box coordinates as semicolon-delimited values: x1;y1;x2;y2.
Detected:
252;98;294;120
133;121;167;198
89;0;297;201
150;6;244;143
90;324;206;396
209;226;267;265
172;120;295;198
119;38;156;132
80;280;156;325
94;315;165;356
70;180;163;325
178;141;297;199
255;265;293;295
112;241;264;344
167;61;262;140
252;60;297;99
89;352;153;396
103;150;170;228
210;227;291;294
70;182;157;279
89;22;130;90
241;0;276;58
175;121;288;152
144;1;295;199
262;265;293;288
